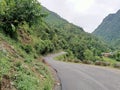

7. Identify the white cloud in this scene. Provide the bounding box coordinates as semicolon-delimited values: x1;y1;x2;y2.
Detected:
66;0;94;13
40;0;120;33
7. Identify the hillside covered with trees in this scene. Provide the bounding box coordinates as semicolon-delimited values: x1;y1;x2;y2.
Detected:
41;6;110;60
0;0;114;90
93;10;120;49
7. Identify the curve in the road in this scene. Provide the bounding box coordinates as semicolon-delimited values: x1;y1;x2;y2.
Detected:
44;53;120;90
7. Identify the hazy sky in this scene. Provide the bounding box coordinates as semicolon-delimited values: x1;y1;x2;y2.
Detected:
40;0;120;33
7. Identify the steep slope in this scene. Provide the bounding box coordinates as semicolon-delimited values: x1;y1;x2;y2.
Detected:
0;32;53;90
0;1;54;90
93;10;120;48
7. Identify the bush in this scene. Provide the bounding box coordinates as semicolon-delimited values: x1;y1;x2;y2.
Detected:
0;0;45;39
35;40;54;55
21;45;33;54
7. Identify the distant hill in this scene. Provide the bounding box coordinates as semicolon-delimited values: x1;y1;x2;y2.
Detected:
93;10;120;48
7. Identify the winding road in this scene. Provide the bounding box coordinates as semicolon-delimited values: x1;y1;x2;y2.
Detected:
44;52;120;90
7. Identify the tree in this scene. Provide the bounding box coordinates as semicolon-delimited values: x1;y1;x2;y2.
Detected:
0;0;45;39
84;49;94;61
112;51;120;61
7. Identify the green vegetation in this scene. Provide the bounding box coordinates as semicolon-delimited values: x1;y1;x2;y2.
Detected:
54;51;79;63
93;10;120;49
55;52;120;68
110;51;120;61
0;0;45;39
0;0;120;90
0;34;54;90
93;9;120;63
42;6;110;61
102;57;117;65
0;0;53;90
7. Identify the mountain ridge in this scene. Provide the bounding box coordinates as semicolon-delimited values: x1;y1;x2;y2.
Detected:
93;9;120;48
41;6;84;32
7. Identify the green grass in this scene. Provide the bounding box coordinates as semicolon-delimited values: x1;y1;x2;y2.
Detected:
13;61;53;90
0;51;11;81
0;33;54;90
102;57;120;68
54;54;66;61
54;53;80;63
0;51;53;90
102;57;117;65
13;72;39;90
0;55;53;90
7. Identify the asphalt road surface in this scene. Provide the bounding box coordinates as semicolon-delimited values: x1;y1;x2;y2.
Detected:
44;52;120;90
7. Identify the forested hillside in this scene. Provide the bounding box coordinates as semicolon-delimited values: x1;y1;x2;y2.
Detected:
41;6;110;60
93;10;120;49
0;0;111;90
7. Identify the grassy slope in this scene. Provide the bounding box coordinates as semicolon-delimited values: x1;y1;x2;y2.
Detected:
0;26;53;90
102;57;119;66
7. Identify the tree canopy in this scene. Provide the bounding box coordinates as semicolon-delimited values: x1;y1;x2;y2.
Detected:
0;0;45;38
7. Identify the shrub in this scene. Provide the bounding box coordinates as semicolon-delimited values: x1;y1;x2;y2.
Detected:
21;45;33;54
0;0;45;39
24;58;33;63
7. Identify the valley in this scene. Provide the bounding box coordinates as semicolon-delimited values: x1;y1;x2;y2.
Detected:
0;0;120;90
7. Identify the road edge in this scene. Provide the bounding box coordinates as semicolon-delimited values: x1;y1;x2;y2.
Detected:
42;59;62;90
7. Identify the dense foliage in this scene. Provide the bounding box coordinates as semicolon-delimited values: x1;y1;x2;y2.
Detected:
0;0;53;90
111;51;120;61
0;0;45;39
93;10;120;49
41;7;110;61
0;2;110;61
